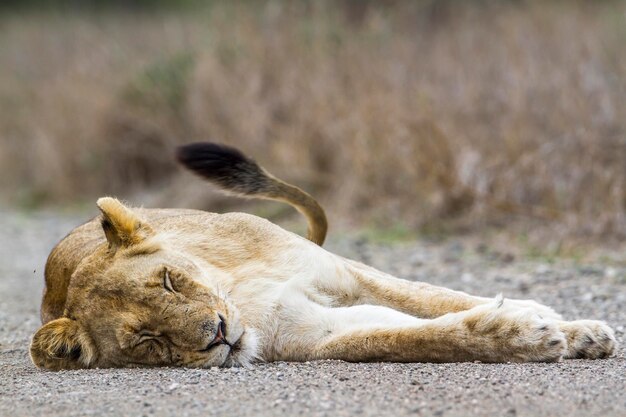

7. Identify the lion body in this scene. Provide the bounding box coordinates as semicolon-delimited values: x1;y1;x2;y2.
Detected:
41;208;468;364
30;143;617;370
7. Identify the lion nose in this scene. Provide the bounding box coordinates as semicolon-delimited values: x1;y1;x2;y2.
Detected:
214;319;226;344
206;315;228;348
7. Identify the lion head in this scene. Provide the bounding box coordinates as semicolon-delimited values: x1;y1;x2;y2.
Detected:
30;197;258;370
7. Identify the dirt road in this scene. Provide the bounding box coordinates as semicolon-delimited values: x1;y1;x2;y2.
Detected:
1;210;624;417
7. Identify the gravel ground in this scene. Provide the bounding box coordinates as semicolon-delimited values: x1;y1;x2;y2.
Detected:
1;209;625;417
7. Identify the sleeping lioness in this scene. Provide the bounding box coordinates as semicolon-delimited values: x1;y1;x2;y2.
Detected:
30;143;617;370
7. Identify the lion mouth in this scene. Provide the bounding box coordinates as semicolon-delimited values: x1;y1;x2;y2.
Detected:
230;331;244;352
196;313;253;368
218;332;247;367
199;314;247;357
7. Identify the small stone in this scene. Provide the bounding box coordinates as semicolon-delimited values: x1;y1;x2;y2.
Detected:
518;282;530;293
579;266;603;276
461;273;474;283
501;253;515;263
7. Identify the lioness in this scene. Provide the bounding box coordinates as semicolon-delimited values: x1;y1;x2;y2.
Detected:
31;143;617;370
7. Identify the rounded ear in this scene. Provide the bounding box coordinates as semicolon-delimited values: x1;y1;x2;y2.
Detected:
30;318;96;371
96;197;153;250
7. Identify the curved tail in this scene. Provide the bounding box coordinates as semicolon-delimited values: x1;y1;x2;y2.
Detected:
176;142;328;246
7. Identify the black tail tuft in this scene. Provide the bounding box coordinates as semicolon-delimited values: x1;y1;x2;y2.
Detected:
176;141;328;245
176;142;271;195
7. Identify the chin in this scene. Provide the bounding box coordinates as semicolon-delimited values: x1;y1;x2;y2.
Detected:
226;327;259;368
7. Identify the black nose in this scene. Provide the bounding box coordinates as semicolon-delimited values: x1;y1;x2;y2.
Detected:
217;314;233;348
218;313;227;338
211;318;225;344
219;320;227;340
217;314;233;347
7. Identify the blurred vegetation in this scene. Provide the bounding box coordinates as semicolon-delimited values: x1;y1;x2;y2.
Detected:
122;52;195;118
0;0;205;11
0;0;625;248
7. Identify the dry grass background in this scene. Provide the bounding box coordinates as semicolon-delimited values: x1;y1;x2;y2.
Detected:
0;1;625;250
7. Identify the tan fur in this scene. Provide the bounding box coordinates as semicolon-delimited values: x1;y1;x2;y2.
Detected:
266;179;328;245
31;199;617;370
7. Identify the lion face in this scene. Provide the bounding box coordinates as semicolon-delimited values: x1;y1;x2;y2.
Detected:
30;197;257;371
65;256;249;369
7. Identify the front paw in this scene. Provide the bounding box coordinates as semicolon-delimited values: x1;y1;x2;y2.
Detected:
559;320;618;359
462;301;567;363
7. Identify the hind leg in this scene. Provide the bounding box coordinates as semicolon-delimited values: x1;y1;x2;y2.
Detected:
342;259;560;319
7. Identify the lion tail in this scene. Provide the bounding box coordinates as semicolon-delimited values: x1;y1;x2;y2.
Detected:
176;142;328;246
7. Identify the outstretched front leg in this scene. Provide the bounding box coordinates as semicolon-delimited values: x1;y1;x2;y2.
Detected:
275;295;567;363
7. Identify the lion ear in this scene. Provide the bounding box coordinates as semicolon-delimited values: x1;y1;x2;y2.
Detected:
96;197;153;250
30;318;96;371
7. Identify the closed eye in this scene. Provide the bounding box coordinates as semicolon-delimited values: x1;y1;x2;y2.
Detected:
133;333;172;363
135;330;163;347
163;269;176;293
138;334;158;345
